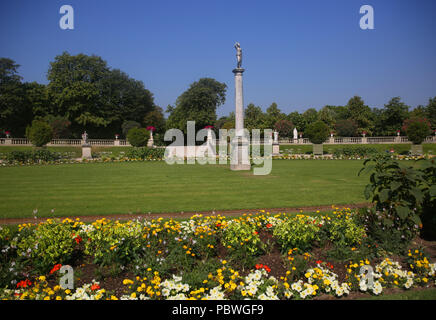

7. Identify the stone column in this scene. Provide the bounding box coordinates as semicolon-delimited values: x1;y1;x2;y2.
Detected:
230;67;250;170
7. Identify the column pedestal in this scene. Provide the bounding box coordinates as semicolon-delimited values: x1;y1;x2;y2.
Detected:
231;67;250;171
82;145;92;159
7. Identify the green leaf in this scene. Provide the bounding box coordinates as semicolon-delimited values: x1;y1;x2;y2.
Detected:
410;214;422;227
429;185;436;197
379;189;389;203
396;206;409;220
364;184;372;200
390;181;401;191
383;218;394;227
410;187;424;204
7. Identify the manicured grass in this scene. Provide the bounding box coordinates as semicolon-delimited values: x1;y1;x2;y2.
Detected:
280;143;435;155
360;288;436;300
0;160;368;219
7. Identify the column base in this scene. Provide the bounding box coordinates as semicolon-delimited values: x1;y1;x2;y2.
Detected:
230;163;251;171
82;146;92;159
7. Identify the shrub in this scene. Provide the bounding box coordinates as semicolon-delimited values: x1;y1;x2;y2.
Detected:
127;128;149;147
402;118;431;145
326;211;366;247
5;149;63;163
305;121;330;144
359;154;426;244
125;147;165;160
333;146;379;158
273;215;323;252
15;221;77;273
26;120;53;147
419;158;436;240
221;221;264;267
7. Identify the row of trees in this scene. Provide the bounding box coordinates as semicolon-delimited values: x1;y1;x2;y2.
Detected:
1;53;435;141
215;96;436;139
0;54;164;139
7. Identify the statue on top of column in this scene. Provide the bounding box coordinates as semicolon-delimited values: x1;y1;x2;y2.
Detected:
234;42;242;69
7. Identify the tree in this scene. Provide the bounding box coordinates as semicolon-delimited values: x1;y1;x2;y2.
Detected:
143;107;166;134
166;78;227;134
380;97;410;135
245;103;266;131
274;119;293;139
26;120;53;147
47;52;155;138
288;111;306;132
335;119;358;137
44;115;71;139
318;106;336;128
121;120;141;137
346;96;374;135
265;102;285;128
0;58;27;136
426;97;436;129
302;108;318;127
305;121;329;144
402;118;431;145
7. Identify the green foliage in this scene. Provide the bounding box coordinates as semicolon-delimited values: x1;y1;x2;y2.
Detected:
326;213;366;248
121;120;141;137
127;127;149;147
125;147;165;160
333;146;379;158
15;221;77;273
402;118;431;145
359;155;426;243
166;78;227;134
222;221;264;267
25;120;53;147
335;119;358;137
305;120;330;144
4;149;66;163
419;158;436;240
274;119;293;138
273;215;322;252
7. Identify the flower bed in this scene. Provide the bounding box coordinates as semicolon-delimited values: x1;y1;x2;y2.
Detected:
1;209;435;300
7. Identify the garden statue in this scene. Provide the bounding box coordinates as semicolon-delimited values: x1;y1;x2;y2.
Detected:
82;131;89;145
234;42;242;69
293;128;298;141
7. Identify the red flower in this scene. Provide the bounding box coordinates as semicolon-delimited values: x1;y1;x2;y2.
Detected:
255;264;263;270
316;260;323;265
17;279;32;288
146;126;156;132
91;283;101;291
266;224;272;229
204;125;214;129
50;264;62;274
216;223;221;228
253;231;258;235
74;235;82;244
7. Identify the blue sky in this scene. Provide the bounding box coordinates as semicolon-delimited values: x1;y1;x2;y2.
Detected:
1;0;435;117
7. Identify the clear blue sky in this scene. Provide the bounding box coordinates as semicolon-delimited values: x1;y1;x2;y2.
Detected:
1;0;435;117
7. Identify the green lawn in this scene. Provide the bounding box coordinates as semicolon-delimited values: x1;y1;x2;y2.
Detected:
360;288;436;300
0;160;368;219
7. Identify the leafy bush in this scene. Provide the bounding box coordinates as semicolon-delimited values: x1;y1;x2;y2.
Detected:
221;221;264;267
333;146;379;158
359;154;426;244
26;120;53;147
5;149;63;163
326;211;366;248
125;147;165;160
15;221;77;273
305;121;330;144
273;215;323;252
127;127;149;147
402;118;431;145
419;158;436;240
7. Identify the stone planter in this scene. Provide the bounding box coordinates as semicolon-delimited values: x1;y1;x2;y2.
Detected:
410;144;423;155
312;144;323;155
